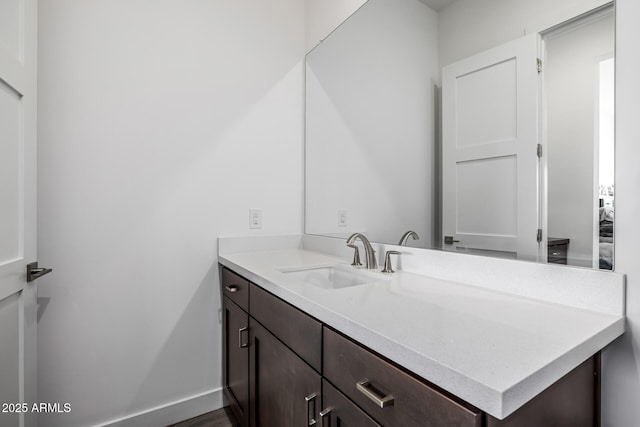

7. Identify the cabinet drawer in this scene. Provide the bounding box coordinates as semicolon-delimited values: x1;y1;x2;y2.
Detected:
322;379;381;427
250;283;322;372
324;328;482;427
547;239;569;265
221;267;250;311
548;246;567;264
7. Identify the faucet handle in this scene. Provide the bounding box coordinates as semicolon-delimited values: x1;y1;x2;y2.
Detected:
347;244;363;267
382;250;401;273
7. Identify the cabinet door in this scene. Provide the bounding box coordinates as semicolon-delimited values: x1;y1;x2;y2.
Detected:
321;380;381;427
249;318;321;427
222;296;249;427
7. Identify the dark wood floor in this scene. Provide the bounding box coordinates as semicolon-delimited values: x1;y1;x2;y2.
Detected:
168;407;239;427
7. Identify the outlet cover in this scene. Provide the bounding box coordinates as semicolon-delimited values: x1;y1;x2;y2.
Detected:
338;209;348;227
249;208;263;229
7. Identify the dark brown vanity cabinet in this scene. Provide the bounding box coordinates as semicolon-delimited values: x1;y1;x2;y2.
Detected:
222;296;249;427
221;265;600;427
222;267;251;427
221;265;480;427
248;282;323;425
221;267;321;427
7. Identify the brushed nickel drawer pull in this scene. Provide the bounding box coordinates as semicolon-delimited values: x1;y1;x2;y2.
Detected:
305;393;318;426
238;327;248;348
225;284;239;293
319;408;332;427
356;380;395;408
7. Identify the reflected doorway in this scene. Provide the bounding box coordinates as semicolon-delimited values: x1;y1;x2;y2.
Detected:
543;5;615;269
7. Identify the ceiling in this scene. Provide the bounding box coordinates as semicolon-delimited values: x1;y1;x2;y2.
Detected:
418;0;458;12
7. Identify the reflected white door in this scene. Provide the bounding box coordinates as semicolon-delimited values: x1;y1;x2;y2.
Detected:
442;34;540;261
0;0;38;426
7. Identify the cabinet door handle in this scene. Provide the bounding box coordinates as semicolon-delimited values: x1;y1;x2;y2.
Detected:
305;393;317;426
225;284;239;293
319;408;332;427
238;327;248;348
356;380;395;408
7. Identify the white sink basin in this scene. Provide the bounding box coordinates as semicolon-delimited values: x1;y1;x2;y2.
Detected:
279;265;384;290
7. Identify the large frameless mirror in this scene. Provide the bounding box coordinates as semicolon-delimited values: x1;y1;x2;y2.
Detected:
305;0;615;270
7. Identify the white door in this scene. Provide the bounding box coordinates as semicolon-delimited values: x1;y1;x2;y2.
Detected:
0;0;39;426
442;34;540;261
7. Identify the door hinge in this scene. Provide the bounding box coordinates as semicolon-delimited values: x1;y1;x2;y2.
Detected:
537;229;543;243
537;58;542;74
537;144;543;158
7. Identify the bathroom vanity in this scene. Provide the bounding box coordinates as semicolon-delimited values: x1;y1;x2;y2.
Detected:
218;236;625;427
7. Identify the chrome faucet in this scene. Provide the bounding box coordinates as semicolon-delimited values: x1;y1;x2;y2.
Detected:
346;233;377;269
398;230;420;246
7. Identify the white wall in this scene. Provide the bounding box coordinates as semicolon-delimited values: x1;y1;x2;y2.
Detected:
305;0;439;247
35;0;640;425
601;0;640;425
305;0;366;52
36;1;304;426
438;0;610;67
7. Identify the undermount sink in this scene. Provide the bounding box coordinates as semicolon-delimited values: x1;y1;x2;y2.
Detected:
279;265;385;290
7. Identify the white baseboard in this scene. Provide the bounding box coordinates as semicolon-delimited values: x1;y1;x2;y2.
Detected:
97;388;223;427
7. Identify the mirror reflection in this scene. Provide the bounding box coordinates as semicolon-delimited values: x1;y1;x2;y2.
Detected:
305;0;615;270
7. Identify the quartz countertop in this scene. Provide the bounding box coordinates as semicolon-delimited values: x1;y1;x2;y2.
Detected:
218;241;625;419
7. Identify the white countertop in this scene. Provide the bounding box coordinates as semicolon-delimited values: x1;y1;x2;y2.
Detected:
218;237;625;420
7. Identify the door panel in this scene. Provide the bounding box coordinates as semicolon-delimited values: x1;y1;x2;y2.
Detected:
0;0;21;57
0;0;38;426
0;293;20;423
442;33;540;261
456;59;518;147
456;156;517;237
0;80;21;264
